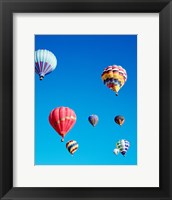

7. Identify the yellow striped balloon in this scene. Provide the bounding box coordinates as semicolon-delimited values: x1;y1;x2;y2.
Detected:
66;140;79;155
101;65;127;96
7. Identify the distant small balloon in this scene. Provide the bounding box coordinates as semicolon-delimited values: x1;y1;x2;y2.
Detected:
88;114;99;127
114;115;125;126
113;148;119;155
116;139;130;156
66;140;79;155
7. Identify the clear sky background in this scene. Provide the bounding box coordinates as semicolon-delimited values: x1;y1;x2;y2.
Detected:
35;35;137;165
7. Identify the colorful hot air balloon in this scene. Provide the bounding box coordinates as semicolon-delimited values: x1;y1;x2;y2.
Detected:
101;65;127;96
66;140;79;155
113;148;119;155
35;49;57;80
49;107;76;142
88;114;98;127
116;139;130;156
114;115;125;126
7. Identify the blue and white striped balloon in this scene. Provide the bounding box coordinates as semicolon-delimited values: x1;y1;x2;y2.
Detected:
35;49;57;80
116;139;130;156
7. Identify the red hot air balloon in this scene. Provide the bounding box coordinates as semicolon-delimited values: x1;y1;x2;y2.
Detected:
49;107;76;142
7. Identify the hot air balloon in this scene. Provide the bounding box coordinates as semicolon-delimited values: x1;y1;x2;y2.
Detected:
49;107;76;142
114;115;125;126
35;49;57;80
101;65;127;96
116;139;130;156
66;140;79;155
113;148;119;155
88;114;98;127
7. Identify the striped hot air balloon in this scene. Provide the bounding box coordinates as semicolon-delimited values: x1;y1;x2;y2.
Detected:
49;107;76;142
88;114;98;127
35;49;57;80
66;140;79;155
116;139;130;156
101;65;127;96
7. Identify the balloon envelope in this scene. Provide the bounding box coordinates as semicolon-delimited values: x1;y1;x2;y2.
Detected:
66;140;79;155
88;114;99;127
113;148;119;155
35;49;57;80
114;115;125;126
116;139;130;156
101;65;127;95
49;107;76;141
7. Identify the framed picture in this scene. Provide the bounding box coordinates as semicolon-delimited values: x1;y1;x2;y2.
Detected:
0;0;172;200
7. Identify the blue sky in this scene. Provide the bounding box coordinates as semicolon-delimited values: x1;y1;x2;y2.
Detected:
35;35;137;165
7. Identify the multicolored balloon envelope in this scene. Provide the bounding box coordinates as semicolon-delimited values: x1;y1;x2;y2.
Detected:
88;114;98;127
116;139;130;156
101;65;127;96
66;140;79;155
35;49;57;80
114;115;125;126
49;107;76;142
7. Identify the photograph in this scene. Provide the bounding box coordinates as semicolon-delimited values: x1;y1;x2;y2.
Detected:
1;0;172;199
35;35;137;165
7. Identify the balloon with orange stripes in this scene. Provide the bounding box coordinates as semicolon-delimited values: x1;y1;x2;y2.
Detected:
101;65;127;96
49;106;76;142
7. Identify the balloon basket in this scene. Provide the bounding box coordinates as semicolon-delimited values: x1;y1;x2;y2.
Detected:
39;76;44;80
61;138;64;142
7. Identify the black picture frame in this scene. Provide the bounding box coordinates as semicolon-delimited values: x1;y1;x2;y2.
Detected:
0;0;172;200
